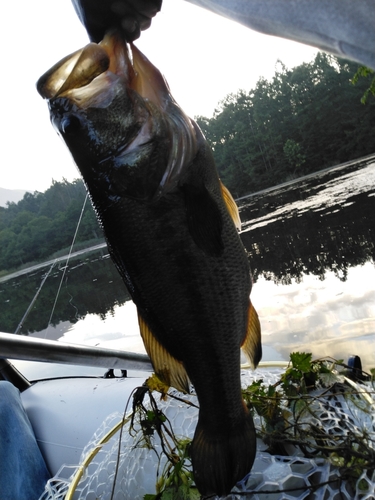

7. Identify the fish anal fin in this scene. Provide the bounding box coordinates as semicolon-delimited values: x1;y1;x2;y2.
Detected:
241;301;262;369
137;311;190;394
181;182;224;256
220;181;241;231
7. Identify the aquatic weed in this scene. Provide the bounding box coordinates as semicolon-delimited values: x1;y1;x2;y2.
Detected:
136;354;375;498
242;352;375;489
130;375;199;500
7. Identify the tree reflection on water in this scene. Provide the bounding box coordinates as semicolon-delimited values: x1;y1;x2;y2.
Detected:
0;253;130;335
1;156;374;367
240;156;375;285
239;155;375;368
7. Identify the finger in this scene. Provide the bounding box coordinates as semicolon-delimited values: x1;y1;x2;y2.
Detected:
72;0;162;42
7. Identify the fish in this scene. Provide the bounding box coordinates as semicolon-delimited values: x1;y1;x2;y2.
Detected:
37;32;262;496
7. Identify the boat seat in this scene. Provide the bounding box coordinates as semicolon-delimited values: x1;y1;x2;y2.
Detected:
21;376;144;477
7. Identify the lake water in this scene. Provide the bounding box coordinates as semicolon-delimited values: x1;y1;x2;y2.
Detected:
1;154;375;372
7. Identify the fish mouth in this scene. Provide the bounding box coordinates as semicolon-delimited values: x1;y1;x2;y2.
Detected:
37;31;167;109
37;32;199;198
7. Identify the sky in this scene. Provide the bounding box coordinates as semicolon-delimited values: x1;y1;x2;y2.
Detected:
3;0;317;193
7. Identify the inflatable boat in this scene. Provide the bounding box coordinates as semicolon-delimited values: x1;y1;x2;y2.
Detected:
1;332;374;500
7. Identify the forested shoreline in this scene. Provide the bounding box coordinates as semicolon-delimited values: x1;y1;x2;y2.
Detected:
196;53;375;197
1;53;374;273
0;179;104;273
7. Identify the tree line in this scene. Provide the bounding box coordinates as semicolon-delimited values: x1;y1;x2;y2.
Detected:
1;53;374;272
196;53;375;197
0;179;103;272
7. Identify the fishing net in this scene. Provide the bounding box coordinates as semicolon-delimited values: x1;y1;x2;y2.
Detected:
39;365;375;500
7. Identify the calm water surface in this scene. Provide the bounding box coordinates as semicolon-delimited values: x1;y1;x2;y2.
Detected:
1;155;374;372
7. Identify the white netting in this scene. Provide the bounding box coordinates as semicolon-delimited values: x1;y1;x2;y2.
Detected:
39;368;375;500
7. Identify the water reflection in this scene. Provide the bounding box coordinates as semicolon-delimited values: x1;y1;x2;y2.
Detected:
0;252;130;335
254;263;375;370
1;156;374;369
239;156;375;369
240;157;375;285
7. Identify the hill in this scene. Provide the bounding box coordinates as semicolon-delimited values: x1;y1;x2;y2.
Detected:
0;187;28;207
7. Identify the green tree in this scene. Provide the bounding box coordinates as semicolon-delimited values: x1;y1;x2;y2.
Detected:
0;179;103;273
196;52;375;197
283;139;306;177
351;66;375;103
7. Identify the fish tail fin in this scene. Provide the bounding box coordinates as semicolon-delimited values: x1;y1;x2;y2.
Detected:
191;409;256;496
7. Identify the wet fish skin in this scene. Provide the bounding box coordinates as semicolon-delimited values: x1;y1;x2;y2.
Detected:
37;33;261;496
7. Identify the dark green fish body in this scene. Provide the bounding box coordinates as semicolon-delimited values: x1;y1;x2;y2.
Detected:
37;34;262;496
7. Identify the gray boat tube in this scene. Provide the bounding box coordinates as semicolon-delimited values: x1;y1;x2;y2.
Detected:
0;332;152;372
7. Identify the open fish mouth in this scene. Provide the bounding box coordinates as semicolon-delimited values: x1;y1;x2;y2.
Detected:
37;31;158;106
37;31;198;200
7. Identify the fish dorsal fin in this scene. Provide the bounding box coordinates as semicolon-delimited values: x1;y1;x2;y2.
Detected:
241;301;262;369
220;181;241;231
137;311;190;394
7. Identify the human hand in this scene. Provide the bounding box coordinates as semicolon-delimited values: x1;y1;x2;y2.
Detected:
72;0;162;42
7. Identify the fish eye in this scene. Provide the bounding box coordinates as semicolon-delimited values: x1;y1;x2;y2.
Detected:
61;114;82;135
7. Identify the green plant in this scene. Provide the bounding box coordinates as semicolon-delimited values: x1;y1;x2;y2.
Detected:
132;354;375;498
242;353;375;487
129;377;199;500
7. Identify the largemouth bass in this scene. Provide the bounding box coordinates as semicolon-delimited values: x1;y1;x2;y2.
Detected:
37;32;262;496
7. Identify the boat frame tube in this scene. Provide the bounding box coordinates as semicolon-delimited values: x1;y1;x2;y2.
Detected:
0;332;152;372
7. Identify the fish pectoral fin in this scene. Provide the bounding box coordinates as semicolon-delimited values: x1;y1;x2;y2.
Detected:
181;182;224;256
220;181;241;231
241;301;262;369
137;311;190;394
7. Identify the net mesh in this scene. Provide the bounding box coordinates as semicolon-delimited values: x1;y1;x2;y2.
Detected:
39;368;375;500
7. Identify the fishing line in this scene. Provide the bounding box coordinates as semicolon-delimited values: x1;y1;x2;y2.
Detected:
14;260;56;335
45;192;89;337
